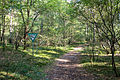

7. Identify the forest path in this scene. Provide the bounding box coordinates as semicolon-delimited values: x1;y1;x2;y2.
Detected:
45;45;97;80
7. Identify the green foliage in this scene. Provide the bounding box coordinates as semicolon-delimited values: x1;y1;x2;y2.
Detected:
79;47;120;80
0;45;71;80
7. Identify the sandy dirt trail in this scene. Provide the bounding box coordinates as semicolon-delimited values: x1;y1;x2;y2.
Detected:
45;46;97;80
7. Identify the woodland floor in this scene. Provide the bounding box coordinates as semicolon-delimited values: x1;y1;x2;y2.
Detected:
45;45;98;80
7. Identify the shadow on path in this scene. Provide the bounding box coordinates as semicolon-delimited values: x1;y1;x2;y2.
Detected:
45;46;97;80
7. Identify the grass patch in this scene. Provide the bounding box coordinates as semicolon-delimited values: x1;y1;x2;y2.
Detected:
79;47;120;80
0;45;72;80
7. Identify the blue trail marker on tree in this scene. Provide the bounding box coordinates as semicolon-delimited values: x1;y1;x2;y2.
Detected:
28;33;38;55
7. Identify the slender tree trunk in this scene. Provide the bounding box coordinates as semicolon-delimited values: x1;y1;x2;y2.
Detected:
92;23;95;62
23;26;27;50
20;9;26;49
1;15;5;51
15;33;19;50
85;23;88;41
40;19;43;34
1;15;3;42
0;17;1;44
24;0;30;50
111;41;119;77
68;27;72;44
1;0;4;42
9;9;13;43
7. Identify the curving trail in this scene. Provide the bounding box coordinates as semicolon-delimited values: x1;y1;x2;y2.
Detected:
45;45;97;80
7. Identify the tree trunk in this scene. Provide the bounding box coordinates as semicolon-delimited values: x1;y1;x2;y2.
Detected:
0;17;1;43
15;32;19;50
85;23;88;41
40;19;43;34
1;15;5;51
111;41;119;77
23;26;27;50
15;38;19;50
9;9;13;44
24;0;30;50
92;23;95;62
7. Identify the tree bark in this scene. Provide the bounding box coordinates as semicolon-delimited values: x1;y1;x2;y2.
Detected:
110;41;119;77
85;23;88;41
40;19;43;34
1;15;5;51
24;0;30;50
0;18;1;43
9;9;13;44
15;33;19;50
23;25;27;50
92;23;95;62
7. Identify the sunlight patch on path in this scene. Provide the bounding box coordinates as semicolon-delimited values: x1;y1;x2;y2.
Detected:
73;47;83;51
56;64;82;68
56;59;71;62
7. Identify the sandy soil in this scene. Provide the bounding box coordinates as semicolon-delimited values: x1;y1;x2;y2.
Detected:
45;46;98;80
